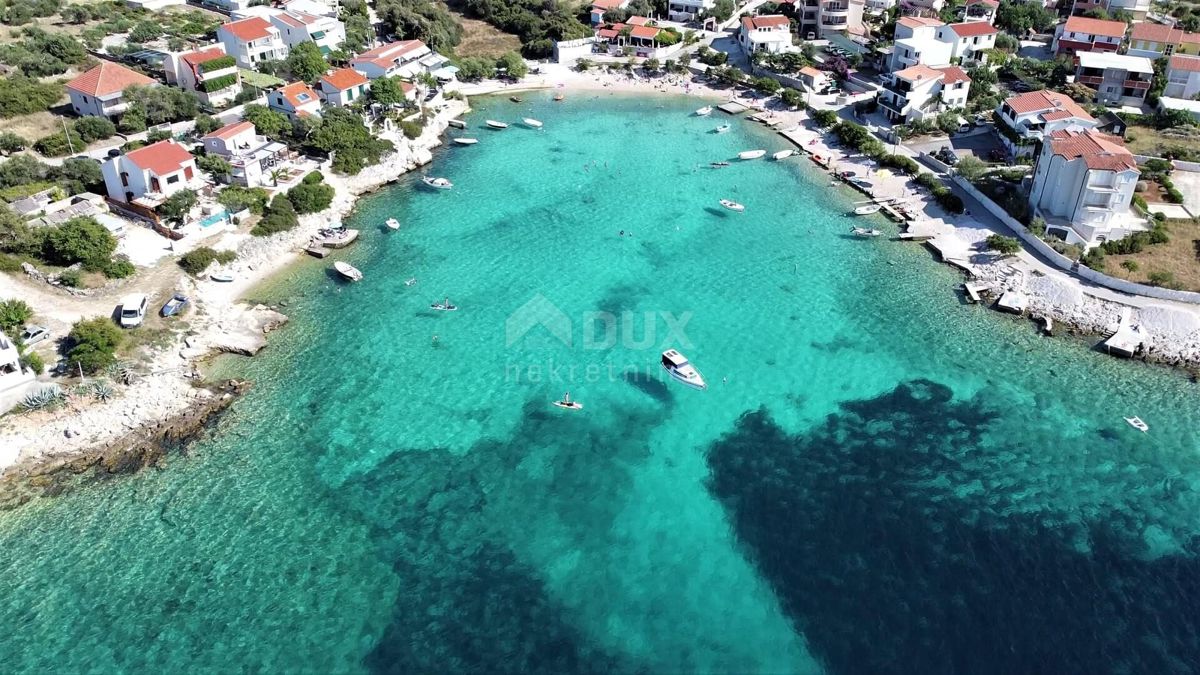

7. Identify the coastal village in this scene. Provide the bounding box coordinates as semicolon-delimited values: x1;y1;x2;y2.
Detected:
1;0;1200;480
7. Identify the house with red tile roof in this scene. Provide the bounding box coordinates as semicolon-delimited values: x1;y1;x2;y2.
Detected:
268;9;345;55
269;81;322;119
202;120;297;187
737;15;794;54
101;140;199;206
1164;54;1200;99
1127;21;1200;59
65;62;156;120
164;44;241;108
1052;16;1127;56
589;0;629;25
317;68;371;107
1029;129;1142;246
889;17;995;72
217;16;288;68
995;89;1098;157
350;40;433;80
880;64;971;122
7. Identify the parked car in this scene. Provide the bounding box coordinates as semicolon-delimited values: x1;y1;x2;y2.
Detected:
19;325;49;345
119;293;148;328
936;146;960;166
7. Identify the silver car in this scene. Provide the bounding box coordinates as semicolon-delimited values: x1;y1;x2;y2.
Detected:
19;325;50;345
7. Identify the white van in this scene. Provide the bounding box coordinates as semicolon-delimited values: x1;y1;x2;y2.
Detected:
119;293;148;328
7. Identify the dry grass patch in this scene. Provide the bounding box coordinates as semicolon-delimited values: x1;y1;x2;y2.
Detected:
1125;125;1200;159
5;111;70;142
447;9;522;58
1104;219;1200;292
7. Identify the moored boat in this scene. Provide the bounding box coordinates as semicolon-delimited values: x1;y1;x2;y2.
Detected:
554;92;564;101
661;349;706;390
486;120;509;129
714;123;731;133
851;227;882;237
334;261;363;281
422;176;453;190
210;271;233;283
552;391;583;410
431;296;458;311
695;106;713;116
719;199;745;212
853;204;881;216
510;95;522;103
1125;416;1149;432
160;293;188;317
386;217;401;230
453;137;479;145
738;149;766;160
772;149;795;160
522;117;543;129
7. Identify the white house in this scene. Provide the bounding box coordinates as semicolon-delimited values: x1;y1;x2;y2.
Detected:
793;0;866;38
1074;51;1154;107
935;21;997;64
1052;16;1126;56
963;0;998;24
349;40;451;80
269;81;322;119
880;64;971;122
1029;129;1142;246
163;45;241;108
888;18;994;72
281;0;340;17
738;15;793;54
0;332;35;416
797;65;831;92
217;16;288;69
64;62;155;120
589;0;630;24
863;0;895;14
1164;54;1200;100
994;89;1098;156
101;140;200;206
667;0;715;22
317;67;371;106
202;120;296;187
270;10;345;55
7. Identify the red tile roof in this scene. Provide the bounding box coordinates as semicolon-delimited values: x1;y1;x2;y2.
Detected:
221;17;274;42
946;21;998;37
936;65;971;85
320;67;369;91
203;120;254;141
798;66;823;78
1047;129;1136;171
1130;21;1183;44
65;62;154;97
1169;54;1200;73
893;64;944;83
124;140;194;175
747;14;790;28
897;16;944;29
629;25;659;39
591;0;626;8
1062;15;1127;39
350;40;427;70
627;15;652;25
276;81;320;109
1004;89;1094;121
181;46;228;67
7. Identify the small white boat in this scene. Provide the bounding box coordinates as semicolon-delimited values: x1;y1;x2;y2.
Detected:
738;149;767;160
486;120;508;129
853;204;882;216
431;296;458;311
772;149;795;160
385;218;400;230
422;176;453;190
552;391;583;410
662;349;706;390
710;161;730;168
714;124;731;133
1125;416;1149;432
554;93;564;102
851;227;882;237
210;271;233;283
522;117;543;129
334;261;363;281
719;199;745;212
453;137;478;145
695;106;713;116
405;278;417;286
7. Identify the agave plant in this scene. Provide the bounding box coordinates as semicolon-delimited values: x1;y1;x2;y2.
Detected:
105;362;137;386
91;381;114;402
21;385;64;411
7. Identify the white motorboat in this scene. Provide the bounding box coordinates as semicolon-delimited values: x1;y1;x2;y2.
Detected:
1125;416;1149;432
405;277;417;286
851;227;882;237
431;297;458;311
552;391;583;410
738;149;767;160
486;120;509;129
522;117;543;129
719;199;745;212
714;124;731;133
422;176;453;190
210;271;233;283
853;204;882;216
385;218;400;230
772;149;795;160
695;106;713;116
334;261;363;281
453;137;479;145
662;349;706;390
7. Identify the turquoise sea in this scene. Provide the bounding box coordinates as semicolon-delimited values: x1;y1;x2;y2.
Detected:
2;94;1200;674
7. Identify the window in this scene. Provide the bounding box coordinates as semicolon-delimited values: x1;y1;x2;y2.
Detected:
184;166;194;180
297;93;311;102
120;172;129;187
167;175;179;185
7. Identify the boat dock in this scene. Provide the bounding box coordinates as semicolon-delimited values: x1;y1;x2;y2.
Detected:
321;229;360;249
717;101;748;115
996;291;1029;315
962;282;992;303
305;246;330;259
448;119;466;129
1103;311;1147;357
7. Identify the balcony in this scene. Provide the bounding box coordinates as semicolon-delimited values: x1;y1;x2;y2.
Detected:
822;2;850;14
1077;74;1104;86
101;101;130;116
879;97;907;116
1122;79;1151;90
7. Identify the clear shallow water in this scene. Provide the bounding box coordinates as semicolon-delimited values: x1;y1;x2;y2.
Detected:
2;94;1200;674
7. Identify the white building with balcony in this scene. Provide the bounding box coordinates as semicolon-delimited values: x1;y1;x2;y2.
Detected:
65;62;156;120
1029;129;1142;246
962;0;997;24
666;0;715;22
1074;51;1154;107
1164;54;1200;100
889;17;951;72
270;9;345;55
0;332;36;417
317;68;371;106
349;40;455;81
880;64;971;122
164;45;241;108
217;16;288;69
738;15;794;54
202;120;297;187
994;89;1098;157
793;0;865;38
101;140;200;206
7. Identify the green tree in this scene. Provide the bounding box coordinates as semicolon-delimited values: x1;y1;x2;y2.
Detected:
252;194;299;236
43;217;117;269
242;104;292;137
496;52;528;79
0;131;26;154
368;76;411;105
955;155;988;181
308;106;393;174
123;84;200;126
129;20;161;43
779;87;804;108
194;114;222;135
376;0;463;52
159;189;198;225
178;246;235;275
218;186;270;215
712;0;735;21
196;154;232;180
455;57;494;82
0;154;48;188
0;75;63;118
73;117;117;143
340;0;374;51
50;158;104;194
286;41;330;82
995;0;1056;35
67;317;123;374
287;175;334;214
812;109;839;127
34;128;85;157
985;234;1021;256
0;298;32;336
